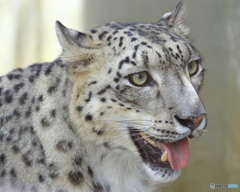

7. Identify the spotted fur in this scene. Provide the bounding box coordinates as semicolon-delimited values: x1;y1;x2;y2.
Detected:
0;2;207;192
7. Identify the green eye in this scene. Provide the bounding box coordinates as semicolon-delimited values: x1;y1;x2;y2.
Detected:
188;61;199;76
128;71;151;86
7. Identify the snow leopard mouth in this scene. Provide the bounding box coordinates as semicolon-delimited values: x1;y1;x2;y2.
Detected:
129;128;189;170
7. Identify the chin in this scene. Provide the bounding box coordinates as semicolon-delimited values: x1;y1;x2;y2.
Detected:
143;163;181;183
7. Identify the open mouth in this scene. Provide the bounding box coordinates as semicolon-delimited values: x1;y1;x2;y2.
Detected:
129;129;189;170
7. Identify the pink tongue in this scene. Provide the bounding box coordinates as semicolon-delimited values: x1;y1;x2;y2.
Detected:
158;138;189;170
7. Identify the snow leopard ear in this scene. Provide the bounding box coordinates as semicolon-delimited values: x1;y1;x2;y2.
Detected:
158;1;189;36
55;21;98;73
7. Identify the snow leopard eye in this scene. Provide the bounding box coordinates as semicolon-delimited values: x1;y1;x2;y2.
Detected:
128;71;151;86
187;61;199;76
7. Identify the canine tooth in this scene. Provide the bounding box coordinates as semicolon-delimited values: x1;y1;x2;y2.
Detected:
139;132;157;147
160;151;168;162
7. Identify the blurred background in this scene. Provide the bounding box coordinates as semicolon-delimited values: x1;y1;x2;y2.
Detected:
0;0;239;191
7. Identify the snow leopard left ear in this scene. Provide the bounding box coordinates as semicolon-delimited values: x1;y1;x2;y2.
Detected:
158;1;189;36
55;21;100;73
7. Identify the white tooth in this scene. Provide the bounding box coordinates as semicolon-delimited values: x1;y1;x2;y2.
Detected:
139;132;157;147
160;151;168;162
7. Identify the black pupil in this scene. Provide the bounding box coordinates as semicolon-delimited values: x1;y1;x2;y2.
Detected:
136;73;143;80
189;63;193;70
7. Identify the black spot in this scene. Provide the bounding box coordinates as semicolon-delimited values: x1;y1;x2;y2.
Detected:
156;52;161;58
10;168;17;178
131;37;137;42
130;61;137;66
25;107;31;118
49;173;58;179
31;97;35;103
13;82;25;93
114;78;119;83
28;75;35;83
5;90;13;103
38;174;45;182
141;42;147;45
100;98;106;102
97;85;111;95
35;106;40;111
9;127;15;135
111;99;117;102
18;126;31;136
56;140;73;152
119;36;124;47
76;106;83;112
115;85;120;90
0;117;3;127
7;74;22;80
85;114;93;121
41;118;50;127
142;51;149;67
13;109;21;119
0;169;6;177
88;166;93;177
28;63;43;83
85;92;92;102
38;95;43;102
116;72;122;78
91;29;97;33
118;57;130;69
88;81;97;86
48;163;58;179
68;171;84;186
92;128;104;135
99;112;104;116
12;145;20;154
103;142;110;148
99;31;108;40
47;78;60;94
45;64;54;75
0;133;4;142
107;69;112;74
19;92;28;105
106;35;112;41
6;135;12;142
0;153;6;164
22;151;33;167
119;103;124;107
50;109;56;118
32;139;38;147
74;156;82;166
4;115;12;124
113;30;118;35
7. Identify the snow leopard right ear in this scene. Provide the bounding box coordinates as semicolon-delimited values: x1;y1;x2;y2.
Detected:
158;2;189;36
55;21;100;73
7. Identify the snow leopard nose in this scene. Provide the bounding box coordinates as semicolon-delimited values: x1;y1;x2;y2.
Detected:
174;114;206;130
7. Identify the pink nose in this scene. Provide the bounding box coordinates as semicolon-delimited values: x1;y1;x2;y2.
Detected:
188;114;206;130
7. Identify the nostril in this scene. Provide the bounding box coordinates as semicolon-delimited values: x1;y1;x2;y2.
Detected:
174;115;193;128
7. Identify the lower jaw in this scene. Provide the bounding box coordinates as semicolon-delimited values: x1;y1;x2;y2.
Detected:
144;163;181;183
